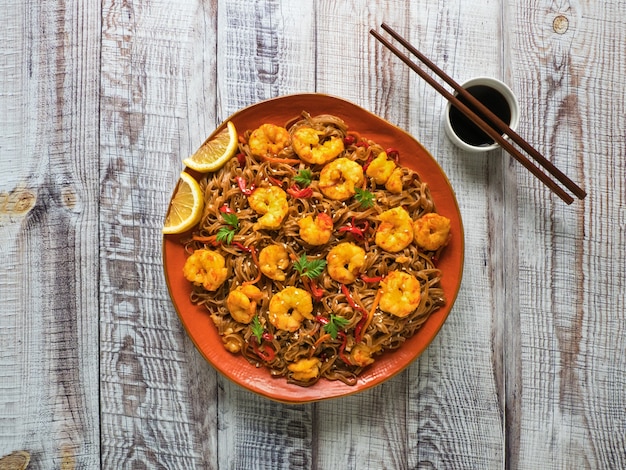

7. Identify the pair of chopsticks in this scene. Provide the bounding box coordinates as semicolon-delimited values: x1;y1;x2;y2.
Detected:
370;23;586;204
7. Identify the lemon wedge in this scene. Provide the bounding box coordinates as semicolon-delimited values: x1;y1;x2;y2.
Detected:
183;121;238;172
162;172;204;234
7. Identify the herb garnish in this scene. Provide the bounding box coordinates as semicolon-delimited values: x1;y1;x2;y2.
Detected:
293;253;327;279
354;187;374;208
324;314;350;339
293;169;313;187
251;315;264;343
216;212;239;244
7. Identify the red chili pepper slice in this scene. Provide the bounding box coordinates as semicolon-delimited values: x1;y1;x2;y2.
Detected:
262;332;274;342
362;152;375;171
287;185;313;198
343;135;356;145
236;152;246;167
219;204;234;214
338;217;369;240
315;315;330;325
232;241;252;253
354;316;368;343
267;176;284;187
337;332;351;365
236;176;256;196
385;148;400;162
341;284;370;343
361;275;383;283
308;279;325;301
341;285;368;315
252;340;275;362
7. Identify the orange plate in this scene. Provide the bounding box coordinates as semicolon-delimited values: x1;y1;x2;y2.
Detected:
163;94;464;403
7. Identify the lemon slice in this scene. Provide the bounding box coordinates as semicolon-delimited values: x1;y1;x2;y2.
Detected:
163;172;204;234
183;121;238;172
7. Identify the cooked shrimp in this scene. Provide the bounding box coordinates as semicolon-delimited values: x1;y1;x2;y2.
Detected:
223;334;242;353
248;123;291;157
288;357;321;382
297;213;333;245
350;343;380;367
413;213;451;251
326;242;366;284
183;249;229;291
318;157;364;201
268;286;314;332
378;271;422;318
292;127;344;164
385;168;404;194
259;244;290;281
375;206;414;253
366;151;396;185
226;284;265;324
248;186;289;230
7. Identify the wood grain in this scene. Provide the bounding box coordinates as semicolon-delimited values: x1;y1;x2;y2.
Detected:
1;0;625;469
99;0;219;468
0;0;101;467
509;1;626;468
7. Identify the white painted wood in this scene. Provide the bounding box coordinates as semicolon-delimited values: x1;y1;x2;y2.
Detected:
0;0;624;469
508;1;626;468
99;0;220;468
0;1;101;468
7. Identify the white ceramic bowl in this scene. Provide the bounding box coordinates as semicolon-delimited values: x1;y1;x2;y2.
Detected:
443;77;519;153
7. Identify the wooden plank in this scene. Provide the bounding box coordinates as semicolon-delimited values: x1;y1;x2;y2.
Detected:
0;0;101;467
403;1;507;469
508;1;626;468
213;1;319;468
99;1;220;468
310;2;415;468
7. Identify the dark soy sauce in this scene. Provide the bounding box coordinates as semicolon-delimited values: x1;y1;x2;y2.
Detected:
449;85;511;146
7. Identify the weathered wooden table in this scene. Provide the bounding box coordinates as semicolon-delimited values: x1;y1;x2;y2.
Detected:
1;1;624;468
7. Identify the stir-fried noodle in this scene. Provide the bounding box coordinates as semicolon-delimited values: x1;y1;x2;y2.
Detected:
182;112;450;386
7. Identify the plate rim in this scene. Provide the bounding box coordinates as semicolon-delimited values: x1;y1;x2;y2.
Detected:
162;92;465;403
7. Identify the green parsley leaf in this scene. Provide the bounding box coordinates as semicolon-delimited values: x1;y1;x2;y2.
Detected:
354;187;375;208
222;212;239;229
293;253;327;279
216;226;235;244
293;169;313;187
251;315;264;343
215;212;239;244
324;314;351;339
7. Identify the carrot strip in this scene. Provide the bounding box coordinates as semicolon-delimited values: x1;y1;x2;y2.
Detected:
310;333;332;358
192;234;218;245
360;289;382;339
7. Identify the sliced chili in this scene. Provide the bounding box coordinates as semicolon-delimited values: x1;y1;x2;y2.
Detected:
267;175;284;187
305;278;325;302
236;152;246;167
385;147;400;162
341;284;370;343
236;176;256;196
337;332;351;365
287;185;313;198
361;275;383;283
338;217;369;240
252;340;275;362
315;314;330;326
232;241;252;253
343;134;356;146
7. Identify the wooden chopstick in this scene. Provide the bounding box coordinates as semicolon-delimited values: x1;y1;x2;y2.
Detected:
371;25;586;204
380;23;586;201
